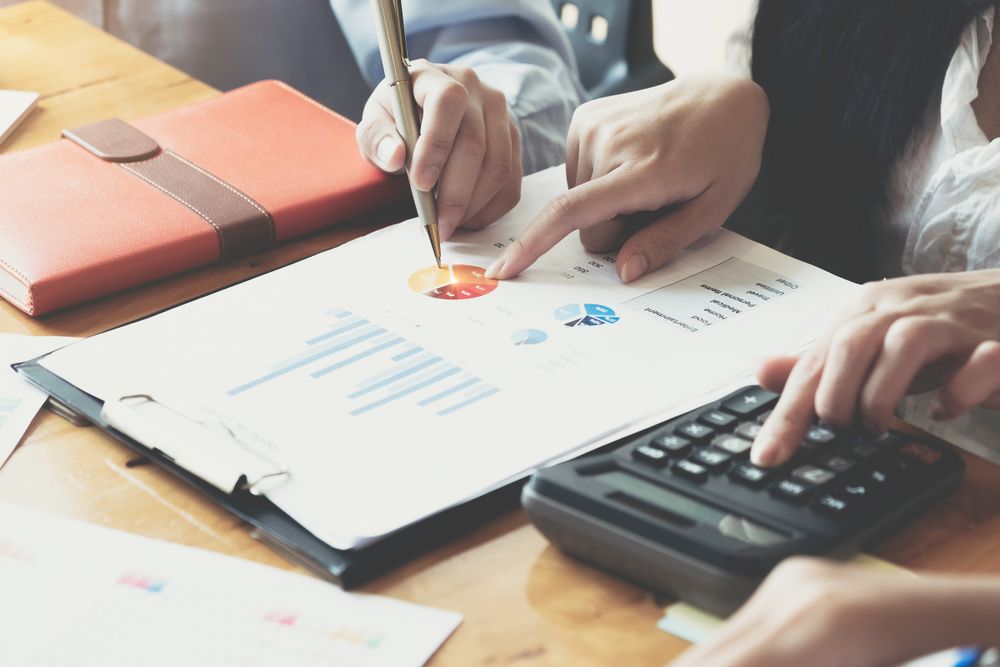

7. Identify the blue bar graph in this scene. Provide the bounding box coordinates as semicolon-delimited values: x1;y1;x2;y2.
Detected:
229;326;385;395
306;317;368;345
418;377;480;406
309;337;405;377
347;357;442;398
392;346;423;362
350;367;462;416
227;307;500;417
438;387;500;416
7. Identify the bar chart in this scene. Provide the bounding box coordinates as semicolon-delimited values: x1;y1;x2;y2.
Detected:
228;307;500;418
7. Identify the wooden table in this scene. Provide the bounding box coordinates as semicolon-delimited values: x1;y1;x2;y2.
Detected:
3;3;1000;665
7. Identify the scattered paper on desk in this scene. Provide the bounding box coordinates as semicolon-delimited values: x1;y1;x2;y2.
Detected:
40;166;859;550
0;89;38;148
0;334;78;468
0;503;461;666
658;554;912;644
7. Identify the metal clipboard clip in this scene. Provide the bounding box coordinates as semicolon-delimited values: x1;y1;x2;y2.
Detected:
101;394;291;496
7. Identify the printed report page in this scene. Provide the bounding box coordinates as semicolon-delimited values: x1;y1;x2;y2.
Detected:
40;167;858;549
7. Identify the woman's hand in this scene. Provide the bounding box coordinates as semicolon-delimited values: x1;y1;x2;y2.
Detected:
670;557;1000;667
486;74;769;283
752;270;1000;467
357;60;522;240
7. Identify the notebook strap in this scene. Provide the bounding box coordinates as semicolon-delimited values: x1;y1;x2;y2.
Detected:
63;118;275;258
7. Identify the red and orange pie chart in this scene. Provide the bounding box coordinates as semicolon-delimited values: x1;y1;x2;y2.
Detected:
407;264;499;300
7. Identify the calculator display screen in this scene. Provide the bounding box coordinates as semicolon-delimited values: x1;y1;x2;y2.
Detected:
596;471;788;547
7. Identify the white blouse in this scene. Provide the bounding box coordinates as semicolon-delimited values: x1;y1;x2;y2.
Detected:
883;9;1000;463
881;8;1000;278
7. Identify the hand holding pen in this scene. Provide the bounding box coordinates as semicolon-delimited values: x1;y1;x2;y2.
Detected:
363;0;522;256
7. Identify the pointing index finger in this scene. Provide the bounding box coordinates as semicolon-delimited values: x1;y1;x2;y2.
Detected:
486;170;639;280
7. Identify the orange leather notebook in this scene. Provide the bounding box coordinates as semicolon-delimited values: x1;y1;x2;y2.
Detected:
0;80;406;316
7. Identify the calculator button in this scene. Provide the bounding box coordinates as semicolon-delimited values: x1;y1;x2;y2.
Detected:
676;422;715;442
792;465;836;486
756;410;773;425
816;453;857;474
814;494;852;518
722;387;779;417
852;466;895;493
805;424;836;445
730;463;771;488
693;449;732;471
850;442;880;459
770;479;813;504
673;459;709;483
632;444;669;467
712;434;752;457
699;410;737;429
651;433;691;456
889;454;923;480
734;422;762;441
899;442;943;466
840;483;872;500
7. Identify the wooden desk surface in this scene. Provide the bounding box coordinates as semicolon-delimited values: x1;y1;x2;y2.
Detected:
3;3;1000;665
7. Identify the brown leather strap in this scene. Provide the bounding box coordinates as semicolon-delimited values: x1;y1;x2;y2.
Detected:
63;119;275;258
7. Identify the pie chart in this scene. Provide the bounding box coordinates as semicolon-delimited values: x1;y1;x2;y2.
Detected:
511;329;548;346
408;264;498;300
554;303;620;327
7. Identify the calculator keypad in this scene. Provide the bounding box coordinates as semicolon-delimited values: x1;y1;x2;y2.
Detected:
625;386;953;525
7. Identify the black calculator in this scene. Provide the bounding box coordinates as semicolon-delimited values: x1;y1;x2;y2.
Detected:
523;386;965;615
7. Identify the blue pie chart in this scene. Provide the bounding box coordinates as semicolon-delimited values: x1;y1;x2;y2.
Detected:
511;329;548;346
554;303;620;327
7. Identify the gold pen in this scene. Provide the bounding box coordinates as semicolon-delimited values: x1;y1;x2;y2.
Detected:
370;0;442;268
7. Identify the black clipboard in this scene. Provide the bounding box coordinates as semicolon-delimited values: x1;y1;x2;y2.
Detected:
14;357;523;588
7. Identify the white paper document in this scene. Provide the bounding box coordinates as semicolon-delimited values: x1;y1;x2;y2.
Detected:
40;167;859;549
0;503;460;666
0;89;38;148
0;334;78;468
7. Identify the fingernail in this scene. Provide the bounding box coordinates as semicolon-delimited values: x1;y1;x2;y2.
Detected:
376;136;401;171
416;165;440;191
750;444;775;468
619;254;649;284
485;258;505;280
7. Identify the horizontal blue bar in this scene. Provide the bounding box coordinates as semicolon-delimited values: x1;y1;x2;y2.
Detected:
355;351;434;390
347;356;442;398
418;377;480;406
270;323;378;370
391;364;456;393
306;318;368;345
326;307;352;318
350;367;461;416
392;346;423;362
229;327;386;395
438;387;499;416
310;337;405;377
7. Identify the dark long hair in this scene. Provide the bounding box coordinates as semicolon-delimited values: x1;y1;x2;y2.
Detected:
751;1;995;280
